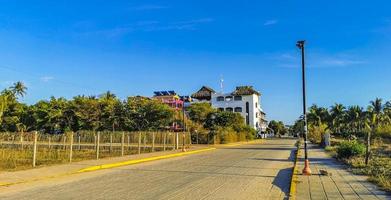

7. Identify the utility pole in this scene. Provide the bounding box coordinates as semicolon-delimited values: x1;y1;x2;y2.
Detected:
297;40;311;176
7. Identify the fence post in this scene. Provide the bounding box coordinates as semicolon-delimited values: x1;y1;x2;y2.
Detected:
78;134;81;150
152;132;155;152
69;132;73;163
96;132;100;160
48;135;51;149
163;132;166;151
172;133;176;150
20;132;24;150
121;132;125;156
32;131;38;168
143;132;146;152
63;135;67;150
138;132;141;154
176;132;179;150
182;132;186;152
110;133;113;153
94;134;97;151
127;134;130;150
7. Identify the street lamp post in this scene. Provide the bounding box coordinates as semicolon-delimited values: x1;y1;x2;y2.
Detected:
297;40;312;176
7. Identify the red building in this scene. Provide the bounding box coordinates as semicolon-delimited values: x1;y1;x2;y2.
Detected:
153;91;184;131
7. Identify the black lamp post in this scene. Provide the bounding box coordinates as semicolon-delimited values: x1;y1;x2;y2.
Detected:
296;40;312;176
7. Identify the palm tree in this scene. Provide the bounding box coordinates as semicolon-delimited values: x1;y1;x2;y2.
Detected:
365;98;384;165
330;103;346;134
346;106;363;135
10;81;27;98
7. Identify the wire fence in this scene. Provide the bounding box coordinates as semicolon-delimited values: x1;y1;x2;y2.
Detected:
0;131;191;170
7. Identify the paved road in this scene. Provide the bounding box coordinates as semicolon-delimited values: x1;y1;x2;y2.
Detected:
0;139;296;200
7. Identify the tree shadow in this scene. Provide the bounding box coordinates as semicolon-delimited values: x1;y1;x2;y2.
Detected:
272;167;293;200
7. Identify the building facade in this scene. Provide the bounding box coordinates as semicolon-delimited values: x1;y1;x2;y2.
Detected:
192;86;268;132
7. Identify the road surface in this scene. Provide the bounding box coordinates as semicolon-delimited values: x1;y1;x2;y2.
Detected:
0;139;296;200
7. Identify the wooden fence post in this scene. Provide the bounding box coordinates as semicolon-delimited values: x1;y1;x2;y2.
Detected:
32;131;38;168
20;132;24;150
163;132;166;151
121;132;125;156
48;135;51;149
138;132;141;154
69;132;73;163
143;132;146;152
172;133;176;150
176;132;179;150
63;135;67;150
109;133;113;153
182;132;186;152
127;134;130;150
78;134;81;150
152;132;155;152
96;132;100;160
94;134;97;151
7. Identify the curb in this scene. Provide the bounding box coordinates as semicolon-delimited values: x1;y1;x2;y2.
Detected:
289;142;301;200
78;147;217;173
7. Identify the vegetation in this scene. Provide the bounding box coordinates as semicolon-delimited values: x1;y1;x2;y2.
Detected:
187;102;257;144
336;140;365;159
268;120;288;137
292;98;391;191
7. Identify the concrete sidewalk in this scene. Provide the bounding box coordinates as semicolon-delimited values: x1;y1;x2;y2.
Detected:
295;144;391;200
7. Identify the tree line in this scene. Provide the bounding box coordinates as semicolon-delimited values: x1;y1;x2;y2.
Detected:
0;82;256;143
0;82;175;133
292;98;391;164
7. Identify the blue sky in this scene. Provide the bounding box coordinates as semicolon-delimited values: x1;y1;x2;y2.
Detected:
0;1;390;124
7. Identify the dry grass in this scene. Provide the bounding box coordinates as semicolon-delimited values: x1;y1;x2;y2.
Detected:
0;131;189;171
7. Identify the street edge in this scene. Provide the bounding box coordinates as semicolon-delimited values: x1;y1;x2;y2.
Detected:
289;142;301;200
77;147;217;173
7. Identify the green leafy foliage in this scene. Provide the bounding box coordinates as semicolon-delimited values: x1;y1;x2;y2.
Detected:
336;141;365;159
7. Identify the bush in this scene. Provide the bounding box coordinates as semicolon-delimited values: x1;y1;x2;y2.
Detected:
336;141;365;159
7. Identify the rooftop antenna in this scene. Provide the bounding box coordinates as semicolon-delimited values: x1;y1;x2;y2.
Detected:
220;75;224;94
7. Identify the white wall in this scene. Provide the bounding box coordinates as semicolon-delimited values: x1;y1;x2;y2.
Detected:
211;93;261;130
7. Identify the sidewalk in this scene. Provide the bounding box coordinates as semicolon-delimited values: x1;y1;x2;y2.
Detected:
295;144;391;200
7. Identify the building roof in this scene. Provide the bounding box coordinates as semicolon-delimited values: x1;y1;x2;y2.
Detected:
191;86;215;100
231;86;260;96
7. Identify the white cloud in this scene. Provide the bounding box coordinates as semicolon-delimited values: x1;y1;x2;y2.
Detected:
264;19;278;26
40;76;54;82
131;5;169;11
83;18;214;37
320;58;365;67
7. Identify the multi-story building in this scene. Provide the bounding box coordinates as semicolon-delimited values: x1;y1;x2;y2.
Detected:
152;91;184;131
191;86;268;132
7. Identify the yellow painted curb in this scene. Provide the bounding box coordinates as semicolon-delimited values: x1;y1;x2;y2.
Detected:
78;148;217;173
289;144;301;200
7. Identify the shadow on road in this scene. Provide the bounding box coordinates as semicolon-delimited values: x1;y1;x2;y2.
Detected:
272;167;292;200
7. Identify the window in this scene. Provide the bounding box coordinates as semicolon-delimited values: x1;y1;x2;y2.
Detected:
256;112;258;118
234;107;242;112
225;96;233;101
226;107;233;112
217;96;224;101
256;122;259;128
255;102;258;108
234;96;242;101
218;108;224;112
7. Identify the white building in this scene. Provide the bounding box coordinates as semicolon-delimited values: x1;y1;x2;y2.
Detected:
191;86;268;132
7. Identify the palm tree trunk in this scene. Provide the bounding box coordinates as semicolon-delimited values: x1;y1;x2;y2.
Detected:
365;130;371;166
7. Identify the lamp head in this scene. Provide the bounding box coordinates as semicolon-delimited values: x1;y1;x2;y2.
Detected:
296;40;305;49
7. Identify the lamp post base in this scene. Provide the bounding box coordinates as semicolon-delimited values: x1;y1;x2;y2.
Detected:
302;159;312;175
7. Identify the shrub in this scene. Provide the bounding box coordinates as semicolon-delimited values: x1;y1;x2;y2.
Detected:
336;140;365;159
